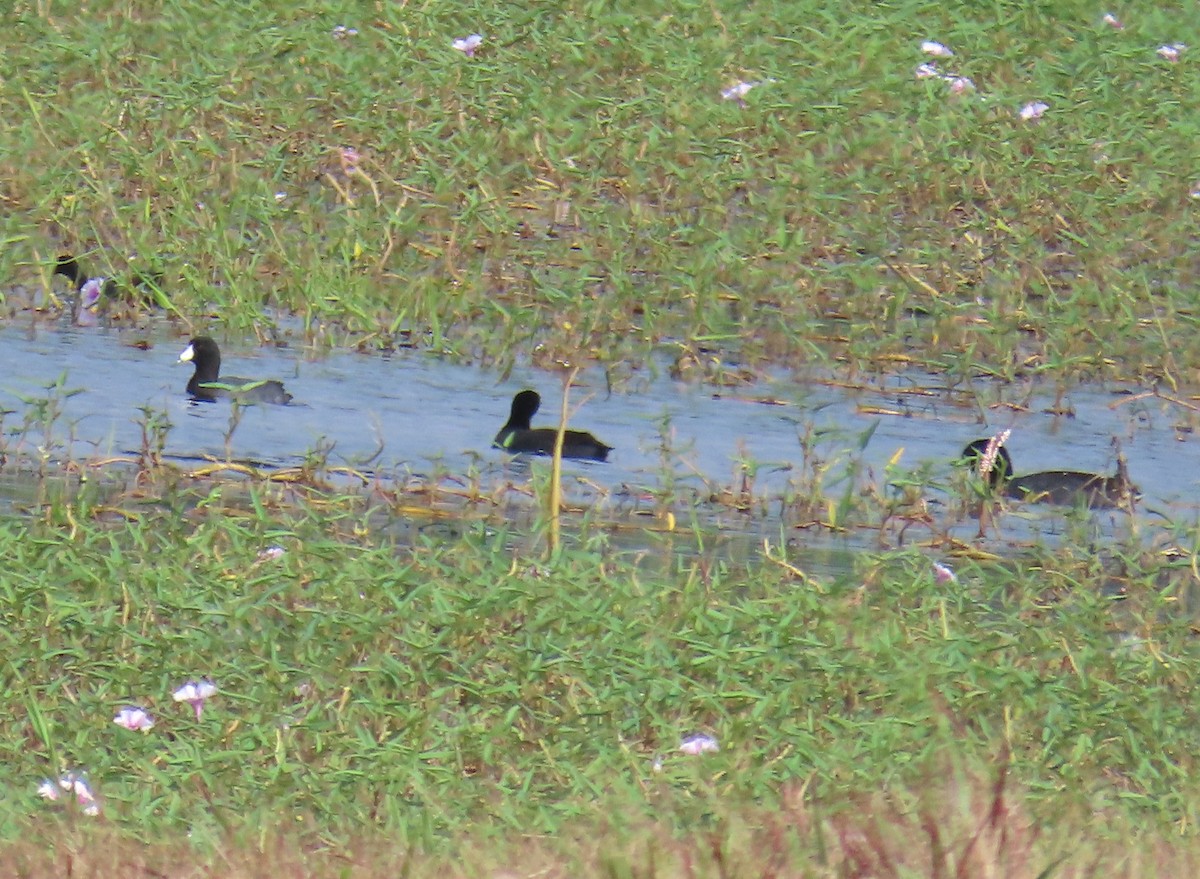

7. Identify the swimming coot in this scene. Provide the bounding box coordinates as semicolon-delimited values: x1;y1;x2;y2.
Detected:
961;437;1135;509
178;337;293;405
493;389;612;462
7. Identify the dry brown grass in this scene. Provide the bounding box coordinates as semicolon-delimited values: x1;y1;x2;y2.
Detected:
6;765;1196;879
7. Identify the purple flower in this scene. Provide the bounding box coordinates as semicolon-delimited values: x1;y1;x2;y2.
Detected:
79;277;105;310
679;732;720;755
1019;101;1049;121
721;81;756;102
340;146;361;174
71;776;100;816
173;679;218;720
39;773;99;815
720;79;775;107
452;34;484;57
921;40;953;58
257;545;286;561
933;562;958;584
946;76;975;95
113;706;155;732
1157;44;1186;62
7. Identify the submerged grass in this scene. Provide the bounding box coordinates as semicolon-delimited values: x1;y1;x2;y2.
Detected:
1;1;1198;385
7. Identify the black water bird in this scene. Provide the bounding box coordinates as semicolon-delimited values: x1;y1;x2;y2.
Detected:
178;337;293;405
54;255;117;320
961;438;1135;509
54;254;165;316
493;389;612;462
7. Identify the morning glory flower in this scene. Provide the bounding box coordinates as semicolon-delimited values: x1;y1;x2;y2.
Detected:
39;773;100;815
914;62;941;79
1101;13;1124;29
71;775;100;816
1157;44;1186;62
921;40;953;58
452;34;484;57
113;706;155;732
174;679;218;720
933;562;958;584
679;732;720;755
79;277;105;310
720;79;775;107
1019;101;1049;120
721;81;755;105
340;146;361;174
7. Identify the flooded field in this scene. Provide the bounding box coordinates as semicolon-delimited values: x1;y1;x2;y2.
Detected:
0;323;1195;559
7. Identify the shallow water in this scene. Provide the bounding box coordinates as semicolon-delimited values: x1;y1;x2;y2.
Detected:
0;324;1195;561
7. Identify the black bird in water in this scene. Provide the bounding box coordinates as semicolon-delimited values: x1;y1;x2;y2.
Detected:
178;337;293;405
961;437;1135;509
494;389;612;462
53;254;165;319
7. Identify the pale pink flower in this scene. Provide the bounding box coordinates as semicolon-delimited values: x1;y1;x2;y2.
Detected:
1157;44;1186;62
452;34;484;57
340;146;361;174
79;277;105;310
71;776;100;816
113;706;155;732
1101;13;1123;29
921;40;953;58
947;76;975;94
914;62;941;80
1190;184;1200;200
331;25;358;39
174;679;218;720
933;562;958;584
257;545;286;561
1019;101;1049;120
979;430;1011;478
39;773;99;815
721;81;756;102
679;732;719;755
721;79;775;107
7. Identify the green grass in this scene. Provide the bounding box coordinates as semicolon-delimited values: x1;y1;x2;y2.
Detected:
1;1;1197;385
1;480;1197;859
2;2;1200;872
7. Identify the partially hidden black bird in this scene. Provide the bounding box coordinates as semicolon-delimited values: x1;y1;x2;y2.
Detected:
54;255;117;321
494;389;612;462
178;337;293;405
53;254;165;318
961;437;1135;509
